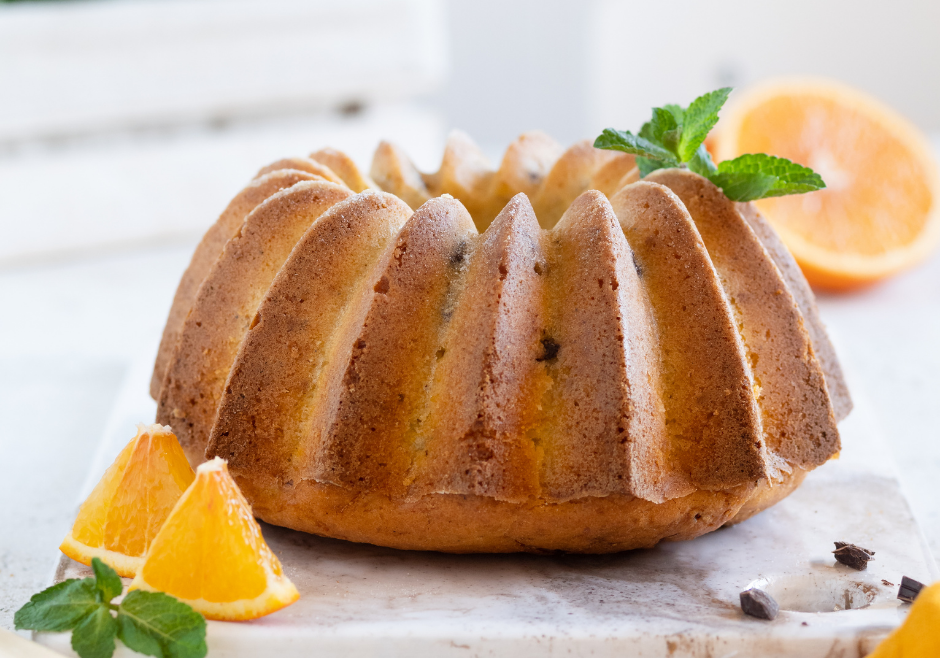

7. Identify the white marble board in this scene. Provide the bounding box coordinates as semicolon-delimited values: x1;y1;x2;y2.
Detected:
36;354;939;658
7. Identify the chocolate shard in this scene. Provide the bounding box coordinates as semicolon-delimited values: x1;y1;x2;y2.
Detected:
833;542;875;571
898;576;926;604
536;337;560;362
882;579;895;587
740;588;779;620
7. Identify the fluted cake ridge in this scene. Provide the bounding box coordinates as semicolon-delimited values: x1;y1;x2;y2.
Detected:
150;131;851;552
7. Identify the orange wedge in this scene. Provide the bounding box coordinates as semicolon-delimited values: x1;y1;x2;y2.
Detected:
61;424;195;577
130;458;299;621
713;78;940;290
867;580;940;657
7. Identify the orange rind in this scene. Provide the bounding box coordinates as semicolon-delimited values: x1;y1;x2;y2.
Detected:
713;77;940;290
130;458;299;621
60;424;195;577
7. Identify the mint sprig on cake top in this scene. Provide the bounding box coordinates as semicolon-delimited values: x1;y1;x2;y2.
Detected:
594;87;826;201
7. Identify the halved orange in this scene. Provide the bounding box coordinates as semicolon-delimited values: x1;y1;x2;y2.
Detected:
713;78;940;290
129;458;299;621
61;424;195;577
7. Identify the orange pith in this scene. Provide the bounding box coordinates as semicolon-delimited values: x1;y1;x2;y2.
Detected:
130;458;299;621
60;424;195;577
713;78;940;290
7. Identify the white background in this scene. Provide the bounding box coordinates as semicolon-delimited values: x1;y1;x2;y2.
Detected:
1;0;939;636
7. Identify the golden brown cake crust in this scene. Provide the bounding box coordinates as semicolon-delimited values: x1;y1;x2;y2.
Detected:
589;153;638;198
423;131;496;227
149;168;323;399
412;195;546;502
236;472;756;553
736;202;853;422
156;136;849;553
255;157;345;185
610;182;769;490
540;191;676;503
491;132;564;212
310;148;377;192
370;141;432;210
158;181;353;464
648;170;840;468
727;468;809;526
207;191;417;483
533;140;622;228
307;197;478;495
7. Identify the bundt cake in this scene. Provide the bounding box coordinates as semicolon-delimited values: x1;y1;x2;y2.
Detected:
151;130;852;553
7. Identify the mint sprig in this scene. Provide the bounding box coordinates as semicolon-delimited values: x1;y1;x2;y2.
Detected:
594;128;679;166
14;558;207;658
13;578;99;632
593;87;826;202
118;591;207;658
715;153;827;197
72;606;118;658
677;87;732;161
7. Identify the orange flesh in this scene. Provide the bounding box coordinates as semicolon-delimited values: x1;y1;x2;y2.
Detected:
70;427;194;558
71;439;137;548
137;464;281;603
736;94;933;257
104;430;195;556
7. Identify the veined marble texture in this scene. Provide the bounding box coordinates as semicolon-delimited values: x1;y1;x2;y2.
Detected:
39;355;938;658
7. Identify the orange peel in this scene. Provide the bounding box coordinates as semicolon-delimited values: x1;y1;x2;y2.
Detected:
60;424;195;577
713;77;940;290
130;458;299;621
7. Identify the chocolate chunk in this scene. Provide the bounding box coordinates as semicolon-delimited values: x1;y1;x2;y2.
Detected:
740;588;779;620
536;338;560;362
450;240;469;266
631;250;643;277
833;542;875;570
882;579;894;587
898;576;925;604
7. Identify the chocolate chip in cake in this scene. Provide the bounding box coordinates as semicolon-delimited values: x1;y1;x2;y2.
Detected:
536;338;560;362
898;576;926;604
740;588;779;620
832;542;875;570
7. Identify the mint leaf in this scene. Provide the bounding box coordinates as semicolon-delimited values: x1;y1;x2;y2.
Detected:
708;171;778;202
717;153;826;197
16;568;205;658
14;578;99;632
593;128;679;165
71;606;117;658
118;591;207;658
687;144;718;177
593;87;826;202
677;87;731;162
117;614;164;658
637;156;668;178
661;128;681;156
663;103;685;124
638;108;679;151
92;558;123;604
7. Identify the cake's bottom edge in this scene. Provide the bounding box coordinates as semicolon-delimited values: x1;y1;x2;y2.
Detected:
235;468;808;554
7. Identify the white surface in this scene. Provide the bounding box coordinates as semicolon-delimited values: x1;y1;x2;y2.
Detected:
34;354;938;657
0;0;446;143
0;104;445;266
587;0;940;134
2;203;940;648
0;627;63;658
1;135;938;653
